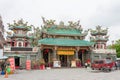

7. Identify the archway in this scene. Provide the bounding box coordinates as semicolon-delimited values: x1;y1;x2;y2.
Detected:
78;49;89;66
59;55;67;67
15;56;20;69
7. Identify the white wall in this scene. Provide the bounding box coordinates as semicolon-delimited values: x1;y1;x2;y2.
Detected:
0;49;3;57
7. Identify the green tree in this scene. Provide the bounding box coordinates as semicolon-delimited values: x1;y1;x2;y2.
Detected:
108;39;120;58
32;26;41;47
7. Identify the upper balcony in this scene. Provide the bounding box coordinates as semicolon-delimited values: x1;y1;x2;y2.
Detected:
92;49;116;54
7;34;27;38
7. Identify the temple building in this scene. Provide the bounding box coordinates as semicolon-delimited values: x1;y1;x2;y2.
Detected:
90;25;116;62
38;17;94;67
4;19;38;68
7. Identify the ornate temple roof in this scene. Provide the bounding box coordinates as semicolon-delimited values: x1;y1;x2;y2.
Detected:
90;25;108;36
41;17;88;36
38;38;94;46
7;19;32;31
90;25;109;42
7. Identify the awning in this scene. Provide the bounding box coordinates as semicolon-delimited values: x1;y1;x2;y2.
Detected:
0;56;8;59
57;50;74;55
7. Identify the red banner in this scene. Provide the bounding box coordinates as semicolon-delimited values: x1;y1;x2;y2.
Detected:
8;58;15;71
26;60;31;70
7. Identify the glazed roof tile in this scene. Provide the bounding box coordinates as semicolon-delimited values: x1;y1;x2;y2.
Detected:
38;38;94;46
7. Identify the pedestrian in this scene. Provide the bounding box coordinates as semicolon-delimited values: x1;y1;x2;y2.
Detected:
118;61;120;70
115;61;118;70
1;61;6;72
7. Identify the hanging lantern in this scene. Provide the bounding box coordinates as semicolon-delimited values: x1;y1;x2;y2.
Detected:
46;49;49;53
82;50;85;54
44;49;49;54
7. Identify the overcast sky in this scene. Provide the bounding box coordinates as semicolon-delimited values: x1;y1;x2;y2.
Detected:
0;0;120;45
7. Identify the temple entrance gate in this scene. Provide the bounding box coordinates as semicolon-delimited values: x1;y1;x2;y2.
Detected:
59;55;67;67
59;55;74;67
78;49;89;66
15;56;20;68
42;49;53;67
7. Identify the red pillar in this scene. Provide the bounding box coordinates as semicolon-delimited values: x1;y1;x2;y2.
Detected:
98;43;100;49
11;41;12;46
23;41;25;47
14;41;17;47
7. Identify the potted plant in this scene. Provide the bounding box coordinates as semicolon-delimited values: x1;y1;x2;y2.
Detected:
39;58;45;70
75;59;81;67
32;60;38;69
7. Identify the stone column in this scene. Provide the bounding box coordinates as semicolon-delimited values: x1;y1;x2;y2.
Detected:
37;47;42;60
75;50;78;59
53;46;57;60
75;47;79;59
27;55;30;60
82;50;84;64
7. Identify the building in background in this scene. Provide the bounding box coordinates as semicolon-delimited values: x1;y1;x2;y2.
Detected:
0;16;5;49
4;19;38;69
0;16;5;58
90;25;116;62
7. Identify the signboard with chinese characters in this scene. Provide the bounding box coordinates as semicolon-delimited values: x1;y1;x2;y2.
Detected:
57;50;74;55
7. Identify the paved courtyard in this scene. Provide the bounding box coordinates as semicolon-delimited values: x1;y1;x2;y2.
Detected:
0;68;120;80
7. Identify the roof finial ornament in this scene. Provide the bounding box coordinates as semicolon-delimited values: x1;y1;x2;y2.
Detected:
76;20;83;31
13;20;18;26
17;18;24;25
77;20;80;26
59;21;64;28
96;25;101;30
41;17;56;27
41;16;46;25
68;21;74;27
68;20;82;30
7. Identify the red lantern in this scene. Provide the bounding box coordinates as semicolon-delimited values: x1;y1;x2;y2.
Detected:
82;50;84;54
44;49;49;54
46;49;49;52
